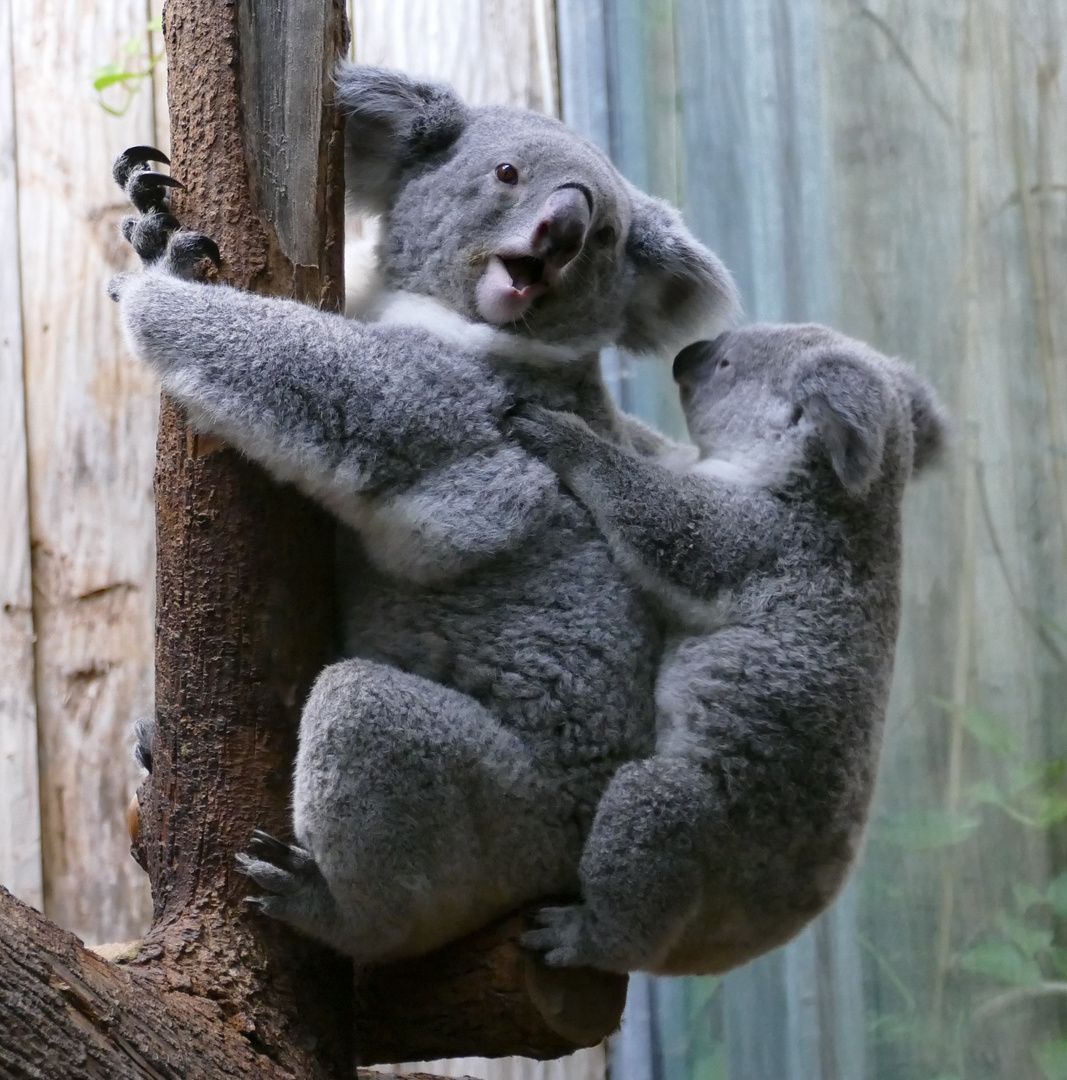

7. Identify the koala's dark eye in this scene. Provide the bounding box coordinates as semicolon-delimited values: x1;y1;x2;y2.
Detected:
495;163;519;185
595;224;617;246
715;357;731;372
789;403;804;426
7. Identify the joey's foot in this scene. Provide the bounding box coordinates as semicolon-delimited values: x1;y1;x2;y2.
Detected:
505;402;593;473
522;903;599;969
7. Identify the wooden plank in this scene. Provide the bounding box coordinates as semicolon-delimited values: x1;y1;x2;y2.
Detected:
0;0;42;912
11;0;159;944
352;0;557;113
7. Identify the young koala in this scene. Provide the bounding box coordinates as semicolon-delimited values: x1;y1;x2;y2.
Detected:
509;323;946;975
109;65;738;966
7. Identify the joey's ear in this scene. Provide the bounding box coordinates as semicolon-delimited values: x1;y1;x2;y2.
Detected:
335;63;469;212
620;189;740;356
895;365;949;474
795;352;891;494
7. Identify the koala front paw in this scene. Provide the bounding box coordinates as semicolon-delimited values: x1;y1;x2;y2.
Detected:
521;903;594;968
110;145;222;288
505;403;592;475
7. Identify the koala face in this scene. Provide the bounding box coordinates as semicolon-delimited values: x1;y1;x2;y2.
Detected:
674;324;947;494
337;65;738;355
386;110;635;345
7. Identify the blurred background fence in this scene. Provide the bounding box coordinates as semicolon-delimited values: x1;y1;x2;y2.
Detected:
2;2;1065;1079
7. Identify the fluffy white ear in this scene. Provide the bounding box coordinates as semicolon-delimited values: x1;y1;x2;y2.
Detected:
620;188;740;356
794;352;891;494
335;64;469;213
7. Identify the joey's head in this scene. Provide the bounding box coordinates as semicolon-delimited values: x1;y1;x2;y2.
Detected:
336;64;738;356
673;324;948;495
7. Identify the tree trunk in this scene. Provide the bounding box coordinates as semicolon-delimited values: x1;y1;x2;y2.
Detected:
0;0;627;1072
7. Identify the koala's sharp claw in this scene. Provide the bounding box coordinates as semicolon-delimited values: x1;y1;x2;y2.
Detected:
113;145;171;188
168;232;222;277
126;171;183;215
123;212;181;264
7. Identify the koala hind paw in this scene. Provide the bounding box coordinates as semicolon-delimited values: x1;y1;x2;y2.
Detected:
236;830;317;899
521;903;591;968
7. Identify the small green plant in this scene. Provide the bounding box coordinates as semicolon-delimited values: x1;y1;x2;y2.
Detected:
92;19;163;117
867;691;1067;1080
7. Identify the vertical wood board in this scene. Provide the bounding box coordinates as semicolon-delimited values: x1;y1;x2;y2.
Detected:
11;0;159;943
0;0;42;912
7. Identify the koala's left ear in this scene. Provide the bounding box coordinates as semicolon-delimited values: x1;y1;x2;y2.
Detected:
620;189;740;356
794;352;891;495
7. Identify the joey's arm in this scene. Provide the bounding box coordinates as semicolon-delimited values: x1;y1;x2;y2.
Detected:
612;409;696;469
510;405;783;599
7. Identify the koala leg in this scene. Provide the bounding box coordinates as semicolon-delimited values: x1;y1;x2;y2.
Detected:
523;755;714;973
267;657;579;964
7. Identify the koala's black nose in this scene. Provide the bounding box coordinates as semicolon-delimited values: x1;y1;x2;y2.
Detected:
533;186;592;273
673;335;726;383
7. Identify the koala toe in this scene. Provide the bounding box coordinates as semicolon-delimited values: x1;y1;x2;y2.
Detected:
521;904;590;967
166;232;222;279
112;145;170;190
122;212;181;265
125;170;183;216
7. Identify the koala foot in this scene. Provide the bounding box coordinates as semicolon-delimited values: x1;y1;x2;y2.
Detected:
521;903;595;968
236;830;340;933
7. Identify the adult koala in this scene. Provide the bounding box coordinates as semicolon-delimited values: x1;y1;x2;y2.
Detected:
110;64;738;965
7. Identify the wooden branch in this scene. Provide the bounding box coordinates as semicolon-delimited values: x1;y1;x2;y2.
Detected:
357;914;628;1064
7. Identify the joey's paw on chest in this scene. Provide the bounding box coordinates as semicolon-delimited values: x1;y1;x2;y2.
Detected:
505;403;591;473
521;903;595;968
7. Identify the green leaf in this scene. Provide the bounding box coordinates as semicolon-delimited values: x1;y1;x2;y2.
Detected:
1047;873;1067;917
93;71;141;91
147;16;163;31
995;911;1053;958
1036;1038;1067;1080
959;940;1043;987
1014;881;1048;912
961;704;1024;756
882;810;979;850
123;37;143;56
1032;794;1067;828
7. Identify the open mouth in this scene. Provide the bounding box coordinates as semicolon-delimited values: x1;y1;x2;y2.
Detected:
501;255;546;295
476;254;550;325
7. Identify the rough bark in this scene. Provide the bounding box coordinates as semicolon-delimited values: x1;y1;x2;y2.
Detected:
0;0;627;1071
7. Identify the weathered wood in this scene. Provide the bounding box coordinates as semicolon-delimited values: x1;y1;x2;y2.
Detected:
125;0;354;1075
10;0;158;943
351;0;557;113
0;0;42;913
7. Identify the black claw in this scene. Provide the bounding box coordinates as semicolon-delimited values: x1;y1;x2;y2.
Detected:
168;232;222;276
126;171;183;215
113;145;171;189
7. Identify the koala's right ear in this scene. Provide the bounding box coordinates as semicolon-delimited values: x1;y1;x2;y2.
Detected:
794;351;891;495
335;64;469;213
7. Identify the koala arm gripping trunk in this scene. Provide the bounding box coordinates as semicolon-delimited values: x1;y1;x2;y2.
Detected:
118;269;514;506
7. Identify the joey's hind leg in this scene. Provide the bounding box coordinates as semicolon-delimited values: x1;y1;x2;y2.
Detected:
523;756;715;974
256;657;580;964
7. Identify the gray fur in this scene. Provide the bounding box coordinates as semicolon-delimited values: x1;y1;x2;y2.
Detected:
109;64;738;964
509;323;947;974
